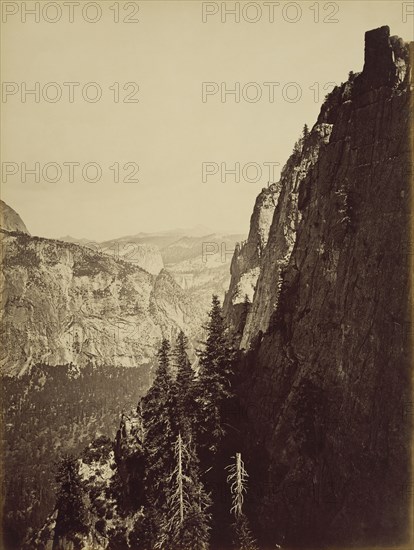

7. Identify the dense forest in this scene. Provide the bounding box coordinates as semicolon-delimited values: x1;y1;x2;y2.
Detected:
28;296;259;550
1;363;151;549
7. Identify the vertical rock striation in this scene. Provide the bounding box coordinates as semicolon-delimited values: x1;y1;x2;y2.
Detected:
240;123;333;349
227;27;412;547
223;183;280;336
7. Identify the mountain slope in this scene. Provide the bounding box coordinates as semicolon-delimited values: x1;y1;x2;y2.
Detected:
0;230;202;377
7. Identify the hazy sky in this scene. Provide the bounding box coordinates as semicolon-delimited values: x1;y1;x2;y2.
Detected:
1;0;412;240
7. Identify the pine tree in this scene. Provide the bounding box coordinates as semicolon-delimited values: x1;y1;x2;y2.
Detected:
293;139;302;156
53;455;87;549
136;398;146;445
226;453;258;550
142;339;177;510
303;123;309;138
196;295;235;457
174;331;196;437
156;433;211;550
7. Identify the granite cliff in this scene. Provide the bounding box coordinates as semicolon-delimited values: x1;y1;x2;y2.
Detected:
0;224;202;377
225;26;412;547
63;231;245;317
223;184;280;337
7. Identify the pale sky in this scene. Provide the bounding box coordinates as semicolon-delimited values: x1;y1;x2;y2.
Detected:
1;0;412;240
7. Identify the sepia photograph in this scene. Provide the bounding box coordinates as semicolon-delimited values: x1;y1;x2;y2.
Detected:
0;1;413;549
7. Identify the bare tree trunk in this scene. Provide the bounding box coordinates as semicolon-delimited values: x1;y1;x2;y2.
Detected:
178;432;184;524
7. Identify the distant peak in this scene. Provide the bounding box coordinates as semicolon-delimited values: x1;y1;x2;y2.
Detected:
0;200;30;234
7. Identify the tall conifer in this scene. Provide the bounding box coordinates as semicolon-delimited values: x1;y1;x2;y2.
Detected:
196;295;235;457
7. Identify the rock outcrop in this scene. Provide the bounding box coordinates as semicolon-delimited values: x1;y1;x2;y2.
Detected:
0;200;30;234
227;27;412;547
223;184;280;336
28;414;145;550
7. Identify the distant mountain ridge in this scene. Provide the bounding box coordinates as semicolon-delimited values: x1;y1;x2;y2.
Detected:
60;229;246;312
0;209;212;377
0;203;245;377
60;229;245;269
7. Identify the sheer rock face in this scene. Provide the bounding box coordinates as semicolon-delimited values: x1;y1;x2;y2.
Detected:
229;27;412;547
241;123;333;349
223;184;280;334
223;126;334;346
0;231;198;377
